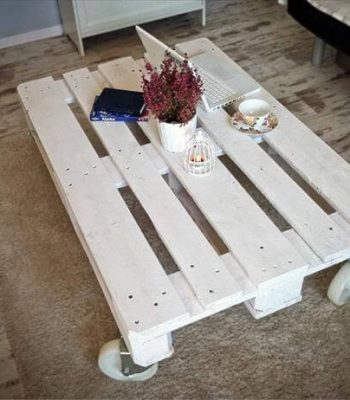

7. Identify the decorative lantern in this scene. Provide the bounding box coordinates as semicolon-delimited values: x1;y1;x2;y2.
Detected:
183;129;216;176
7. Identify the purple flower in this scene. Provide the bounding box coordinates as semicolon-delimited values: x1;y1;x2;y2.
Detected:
141;52;203;124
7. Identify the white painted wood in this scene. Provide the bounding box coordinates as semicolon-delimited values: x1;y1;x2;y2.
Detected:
197;107;350;262
282;212;350;276
175;40;350;264
17;77;189;339
18;39;350;367
55;79;75;104
63;67;242;310
98;56;309;291
58;0;204;55
19;82;184;367
0;25;63;50
74;0;203;38
58;0;85;56
176;38;350;226
101;145;169;189
245;294;302;319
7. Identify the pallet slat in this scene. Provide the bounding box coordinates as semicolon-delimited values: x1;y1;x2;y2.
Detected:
17;77;189;335
265;117;350;223
174;39;350;264
99;57;309;289
197;107;350;263
63;67;242;310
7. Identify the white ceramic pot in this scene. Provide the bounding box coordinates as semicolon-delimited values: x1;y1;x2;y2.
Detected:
157;114;197;152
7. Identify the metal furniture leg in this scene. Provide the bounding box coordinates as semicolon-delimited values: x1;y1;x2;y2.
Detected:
202;0;206;26
98;338;158;381
312;37;326;65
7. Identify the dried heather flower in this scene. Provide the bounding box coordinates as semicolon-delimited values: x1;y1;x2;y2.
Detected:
141;53;203;124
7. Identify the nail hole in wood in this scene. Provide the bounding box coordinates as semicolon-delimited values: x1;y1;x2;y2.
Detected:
154;302;158;306
329;227;333;231
66;167;70;171
288;260;292;263
84;172;88;175
68;183;72;187
161;291;166;295
190;264;195;268
260;245;264;249
134;320;139;324
215;269;220;273
128;295;133;299
209;289;214;293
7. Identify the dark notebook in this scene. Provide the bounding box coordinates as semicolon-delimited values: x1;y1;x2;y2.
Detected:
92;88;145;117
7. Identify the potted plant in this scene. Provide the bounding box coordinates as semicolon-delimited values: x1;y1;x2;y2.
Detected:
141;53;203;152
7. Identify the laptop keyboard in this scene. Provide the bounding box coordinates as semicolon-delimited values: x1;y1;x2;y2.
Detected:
197;67;235;105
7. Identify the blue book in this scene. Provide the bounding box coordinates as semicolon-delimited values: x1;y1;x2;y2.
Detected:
91;88;145;115
90;92;148;122
90;109;148;122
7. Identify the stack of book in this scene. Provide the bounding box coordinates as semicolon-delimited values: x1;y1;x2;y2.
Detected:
90;88;148;122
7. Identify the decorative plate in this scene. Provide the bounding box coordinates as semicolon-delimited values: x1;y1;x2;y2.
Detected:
232;112;278;135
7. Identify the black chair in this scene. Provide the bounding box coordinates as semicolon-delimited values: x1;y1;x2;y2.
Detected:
288;0;350;68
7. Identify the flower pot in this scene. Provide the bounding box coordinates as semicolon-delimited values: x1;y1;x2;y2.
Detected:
157;114;197;152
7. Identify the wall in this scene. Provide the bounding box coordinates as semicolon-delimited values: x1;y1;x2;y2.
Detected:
0;0;61;39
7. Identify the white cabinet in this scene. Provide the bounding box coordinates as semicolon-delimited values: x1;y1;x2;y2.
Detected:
58;0;206;56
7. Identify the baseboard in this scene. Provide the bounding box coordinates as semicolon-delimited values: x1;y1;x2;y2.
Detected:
0;25;63;50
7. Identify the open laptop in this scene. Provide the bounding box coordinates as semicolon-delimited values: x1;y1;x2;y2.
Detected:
136;26;260;112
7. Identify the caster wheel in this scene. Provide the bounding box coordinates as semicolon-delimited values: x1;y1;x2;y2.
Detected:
98;339;158;381
327;262;350;306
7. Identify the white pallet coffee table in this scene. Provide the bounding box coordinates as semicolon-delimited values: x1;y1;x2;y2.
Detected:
17;38;350;381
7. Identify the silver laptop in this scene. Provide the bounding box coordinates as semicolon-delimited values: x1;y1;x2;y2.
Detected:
136;26;260;112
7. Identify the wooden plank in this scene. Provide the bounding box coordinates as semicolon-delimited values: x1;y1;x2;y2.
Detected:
283;212;350;276
63;67;242;309
17;77;189;335
98;57;309;290
29;124;175;365
101;144;169;189
197;107;350;262
173;39;350;263
176;38;350;225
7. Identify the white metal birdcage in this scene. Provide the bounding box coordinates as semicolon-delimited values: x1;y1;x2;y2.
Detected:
183;129;216;176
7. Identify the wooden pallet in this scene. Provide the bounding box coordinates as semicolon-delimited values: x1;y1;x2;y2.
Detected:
17;38;350;367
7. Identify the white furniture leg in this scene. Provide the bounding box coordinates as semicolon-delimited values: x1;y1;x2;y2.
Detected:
98;338;158;381
327;262;350;306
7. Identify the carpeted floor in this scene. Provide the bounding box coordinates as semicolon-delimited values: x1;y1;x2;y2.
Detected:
1;0;350;399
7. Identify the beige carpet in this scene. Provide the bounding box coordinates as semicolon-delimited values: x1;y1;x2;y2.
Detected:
1;0;350;398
